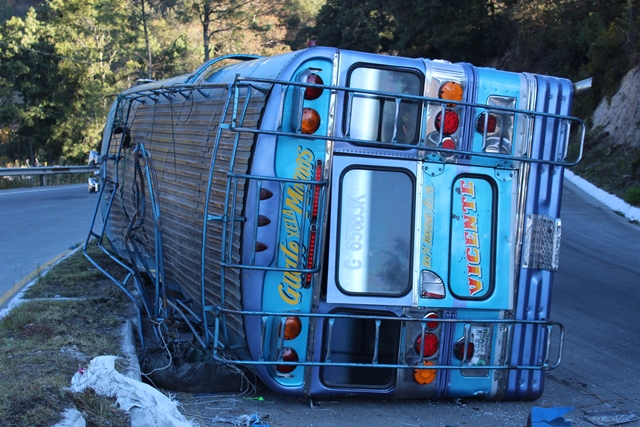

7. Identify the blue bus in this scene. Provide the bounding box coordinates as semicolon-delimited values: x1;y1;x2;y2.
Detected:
86;46;588;400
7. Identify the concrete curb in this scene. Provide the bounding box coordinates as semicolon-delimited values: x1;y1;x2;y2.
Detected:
565;170;640;222
0;245;82;320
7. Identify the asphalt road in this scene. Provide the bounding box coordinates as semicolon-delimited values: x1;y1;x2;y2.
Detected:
1;180;639;427
0;183;101;307
545;179;640;422
184;179;640;427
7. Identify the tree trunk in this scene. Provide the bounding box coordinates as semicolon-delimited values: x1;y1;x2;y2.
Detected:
203;2;211;62
140;0;153;79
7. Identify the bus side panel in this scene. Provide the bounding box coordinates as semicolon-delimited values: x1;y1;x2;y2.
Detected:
506;75;573;400
102;86;266;350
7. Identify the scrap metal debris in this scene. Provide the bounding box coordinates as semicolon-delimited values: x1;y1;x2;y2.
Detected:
583;410;640;426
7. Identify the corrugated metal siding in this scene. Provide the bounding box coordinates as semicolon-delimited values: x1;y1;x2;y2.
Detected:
103;86;267;345
507;75;572;400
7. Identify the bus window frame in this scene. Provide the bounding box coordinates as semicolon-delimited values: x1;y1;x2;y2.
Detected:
326;155;418;305
319;308;401;389
343;63;424;146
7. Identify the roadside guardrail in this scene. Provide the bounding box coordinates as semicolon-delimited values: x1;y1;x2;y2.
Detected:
0;166;99;177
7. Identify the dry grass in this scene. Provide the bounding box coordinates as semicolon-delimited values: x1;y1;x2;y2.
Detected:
0;242;134;427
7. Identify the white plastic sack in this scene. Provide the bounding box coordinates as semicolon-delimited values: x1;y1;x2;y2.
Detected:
50;408;86;427
70;355;196;427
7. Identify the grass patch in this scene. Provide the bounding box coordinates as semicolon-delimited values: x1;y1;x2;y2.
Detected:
24;242;127;300
0;242;134;427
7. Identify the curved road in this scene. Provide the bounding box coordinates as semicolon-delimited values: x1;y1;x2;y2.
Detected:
1;180;639;426
0;184;101;307
547;179;640;420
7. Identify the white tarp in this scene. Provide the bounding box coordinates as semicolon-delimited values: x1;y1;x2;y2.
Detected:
70;355;197;427
50;409;86;427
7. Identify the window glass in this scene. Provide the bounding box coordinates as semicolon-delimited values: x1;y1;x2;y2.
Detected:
347;67;422;144
337;168;413;295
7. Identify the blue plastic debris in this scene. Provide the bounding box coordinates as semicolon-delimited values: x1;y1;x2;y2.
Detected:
249;413;270;427
210;413;270;427
528;406;574;427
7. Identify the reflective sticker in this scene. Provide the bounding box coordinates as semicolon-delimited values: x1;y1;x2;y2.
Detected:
469;326;491;366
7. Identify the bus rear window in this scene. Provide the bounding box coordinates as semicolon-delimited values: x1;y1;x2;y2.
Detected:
336;167;414;296
346;67;422;144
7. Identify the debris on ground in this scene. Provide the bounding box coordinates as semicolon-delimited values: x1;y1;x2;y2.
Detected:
583;410;640;426
70;355;197;427
527;406;574;427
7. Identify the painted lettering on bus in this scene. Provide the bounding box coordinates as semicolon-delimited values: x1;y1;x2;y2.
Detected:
278;239;303;304
343;194;365;269
278;146;315;305
422;183;435;268
460;179;483;296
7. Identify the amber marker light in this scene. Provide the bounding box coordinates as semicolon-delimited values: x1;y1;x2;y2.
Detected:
301;108;321;134
413;360;437;385
438;81;463;106
279;316;303;340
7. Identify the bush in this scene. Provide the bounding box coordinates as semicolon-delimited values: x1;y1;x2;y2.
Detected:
624;186;640;207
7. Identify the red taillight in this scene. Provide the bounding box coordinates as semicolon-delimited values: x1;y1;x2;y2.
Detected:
301;108;320;134
305;225;317;286
279;316;302;340
257;215;271;226
414;332;439;357
435;109;459;135
276;347;299;374
476;113;497;133
311;160;322;222
454;338;474;361
441;137;456;151
425;312;439;330
259;188;273;200
304;160;322;287
304;73;324;100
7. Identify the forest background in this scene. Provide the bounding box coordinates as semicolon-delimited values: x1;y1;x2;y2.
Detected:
1;0;639;204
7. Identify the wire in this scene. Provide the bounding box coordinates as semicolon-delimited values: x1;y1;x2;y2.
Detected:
141;320;173;379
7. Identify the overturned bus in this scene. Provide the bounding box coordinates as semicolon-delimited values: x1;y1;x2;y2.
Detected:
85;46;589;400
